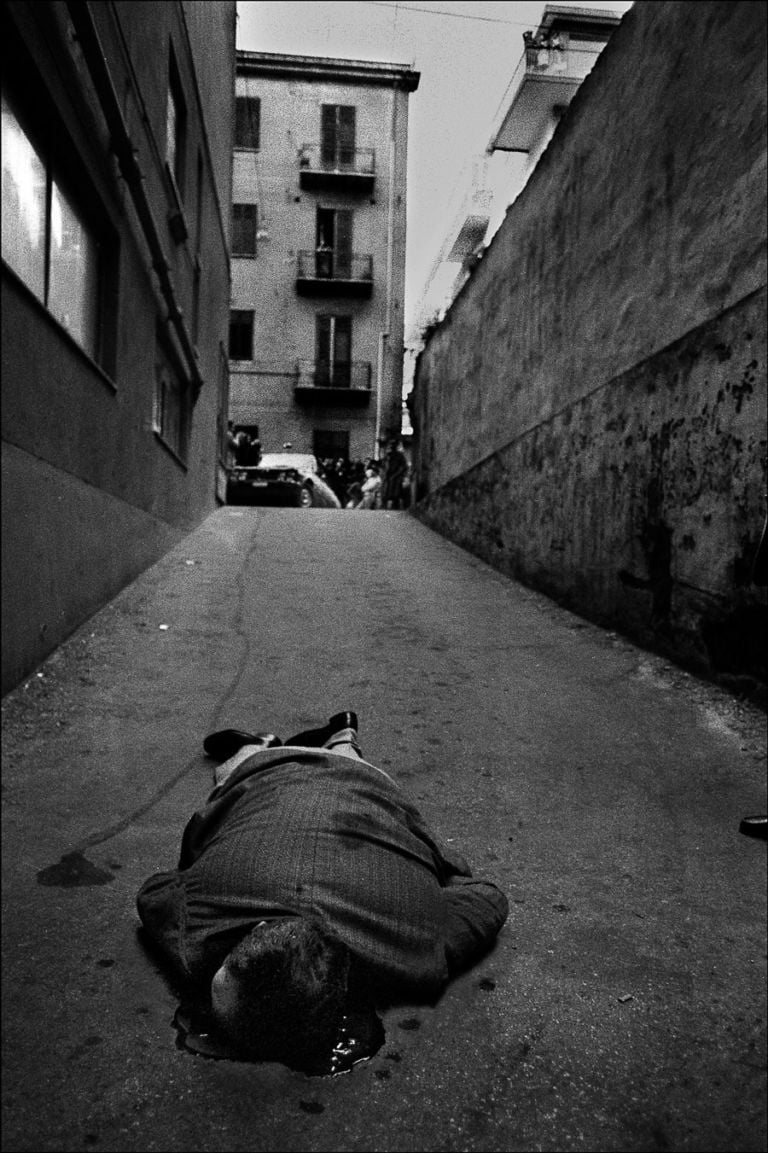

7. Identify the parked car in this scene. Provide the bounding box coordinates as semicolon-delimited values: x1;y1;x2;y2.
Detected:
226;453;342;508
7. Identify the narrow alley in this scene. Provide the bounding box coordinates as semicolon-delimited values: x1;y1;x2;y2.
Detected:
2;508;765;1153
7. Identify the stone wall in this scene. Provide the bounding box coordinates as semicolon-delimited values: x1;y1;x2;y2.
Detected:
411;0;767;690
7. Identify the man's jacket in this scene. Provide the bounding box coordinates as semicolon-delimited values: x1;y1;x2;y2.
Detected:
137;747;508;995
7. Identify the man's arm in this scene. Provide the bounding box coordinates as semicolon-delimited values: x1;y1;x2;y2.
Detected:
442;875;509;975
177;788;244;869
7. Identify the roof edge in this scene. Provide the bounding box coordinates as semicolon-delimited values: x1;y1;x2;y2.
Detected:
236;49;420;91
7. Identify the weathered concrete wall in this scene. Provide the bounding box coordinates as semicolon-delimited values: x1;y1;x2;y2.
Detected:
411;0;767;690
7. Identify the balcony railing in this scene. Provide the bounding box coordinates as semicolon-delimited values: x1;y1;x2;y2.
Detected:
489;34;607;152
298;144;376;192
522;33;607;82
296;250;373;297
294;359;372;404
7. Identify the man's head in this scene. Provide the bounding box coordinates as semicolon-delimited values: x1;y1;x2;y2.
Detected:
210;918;351;1067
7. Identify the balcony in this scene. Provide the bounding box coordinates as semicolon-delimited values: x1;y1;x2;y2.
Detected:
295;250;373;297
294;359;372;405
298;143;376;193
487;9;622;153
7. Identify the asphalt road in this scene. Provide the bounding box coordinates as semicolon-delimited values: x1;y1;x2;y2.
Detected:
2;508;766;1153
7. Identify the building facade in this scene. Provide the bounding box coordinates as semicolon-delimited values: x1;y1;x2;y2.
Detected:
1;1;235;695
230;51;419;463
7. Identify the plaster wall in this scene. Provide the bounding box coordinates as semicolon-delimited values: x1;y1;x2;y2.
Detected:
412;0;767;687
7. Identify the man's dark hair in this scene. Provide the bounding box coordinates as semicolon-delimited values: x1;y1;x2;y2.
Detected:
212;918;351;1068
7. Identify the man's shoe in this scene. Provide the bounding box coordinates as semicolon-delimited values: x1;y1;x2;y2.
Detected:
739;815;768;840
203;730;282;761
284;711;358;747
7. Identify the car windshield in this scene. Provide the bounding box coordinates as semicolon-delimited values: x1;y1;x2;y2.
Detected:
256;454;317;473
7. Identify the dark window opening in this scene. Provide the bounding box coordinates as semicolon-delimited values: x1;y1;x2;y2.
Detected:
313;429;349;460
232;203;258;256
315;207;352;278
235;96;261;150
229;309;254;360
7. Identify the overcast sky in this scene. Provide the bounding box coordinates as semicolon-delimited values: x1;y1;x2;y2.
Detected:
235;1;635;331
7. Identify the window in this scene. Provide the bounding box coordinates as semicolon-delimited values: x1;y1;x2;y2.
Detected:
314;429;349;460
235;96;260;150
167;52;187;199
153;337;190;462
316;207;352;278
316;314;351;386
229;309;254;360
232;204;258;256
2;91;102;362
321;105;355;168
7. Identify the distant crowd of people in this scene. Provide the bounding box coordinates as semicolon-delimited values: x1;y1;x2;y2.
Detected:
226;423;411;510
318;439;410;510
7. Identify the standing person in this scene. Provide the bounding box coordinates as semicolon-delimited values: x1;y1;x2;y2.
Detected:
358;462;382;509
233;429;251;467
327;457;349;504
245;435;262;467
382;439;409;510
136;712;508;1069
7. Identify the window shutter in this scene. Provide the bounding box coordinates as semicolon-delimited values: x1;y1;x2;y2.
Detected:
335;211;353;278
236;97;260;149
321;105;336;166
338;106;355;165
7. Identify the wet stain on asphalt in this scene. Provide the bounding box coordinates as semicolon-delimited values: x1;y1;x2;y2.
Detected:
397;1017;421;1031
174;998;385;1076
36;851;115;887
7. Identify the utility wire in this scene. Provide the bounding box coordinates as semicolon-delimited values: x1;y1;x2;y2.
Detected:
364;1;629;26
363;1;545;25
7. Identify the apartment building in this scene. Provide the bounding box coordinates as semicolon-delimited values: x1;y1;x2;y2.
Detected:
230;51;419;462
1;1;235;694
